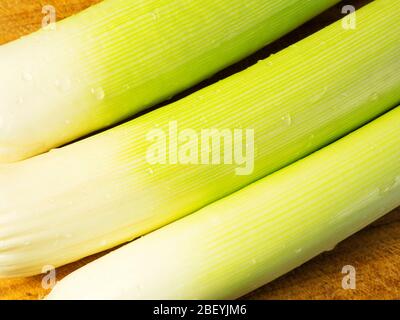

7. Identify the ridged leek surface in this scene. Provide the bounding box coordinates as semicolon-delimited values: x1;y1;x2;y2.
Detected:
1;0;400;277
48;106;400;300
0;0;341;162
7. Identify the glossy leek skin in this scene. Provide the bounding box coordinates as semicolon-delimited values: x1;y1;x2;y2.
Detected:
0;0;341;162
1;0;400;278
47;106;400;300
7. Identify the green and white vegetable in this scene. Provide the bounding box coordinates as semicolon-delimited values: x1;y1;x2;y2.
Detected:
1;0;399;278
47;106;400;300
0;0;340;162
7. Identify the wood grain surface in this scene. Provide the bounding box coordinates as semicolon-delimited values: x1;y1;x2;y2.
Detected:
0;0;399;300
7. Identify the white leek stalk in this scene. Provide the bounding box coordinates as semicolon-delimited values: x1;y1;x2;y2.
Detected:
1;0;399;278
0;0;340;162
48;106;400;299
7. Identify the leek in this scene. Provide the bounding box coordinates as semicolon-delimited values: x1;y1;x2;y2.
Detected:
1;0;399;277
0;0;340;162
48;106;400;300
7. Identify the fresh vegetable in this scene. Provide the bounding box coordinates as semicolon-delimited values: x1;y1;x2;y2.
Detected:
1;0;399;278
0;0;341;162
47;105;400;300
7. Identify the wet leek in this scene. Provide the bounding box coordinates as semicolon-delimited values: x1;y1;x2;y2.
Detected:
48;106;400;299
0;0;340;162
1;0;399;278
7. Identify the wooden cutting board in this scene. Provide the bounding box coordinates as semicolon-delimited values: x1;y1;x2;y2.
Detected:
0;0;399;300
